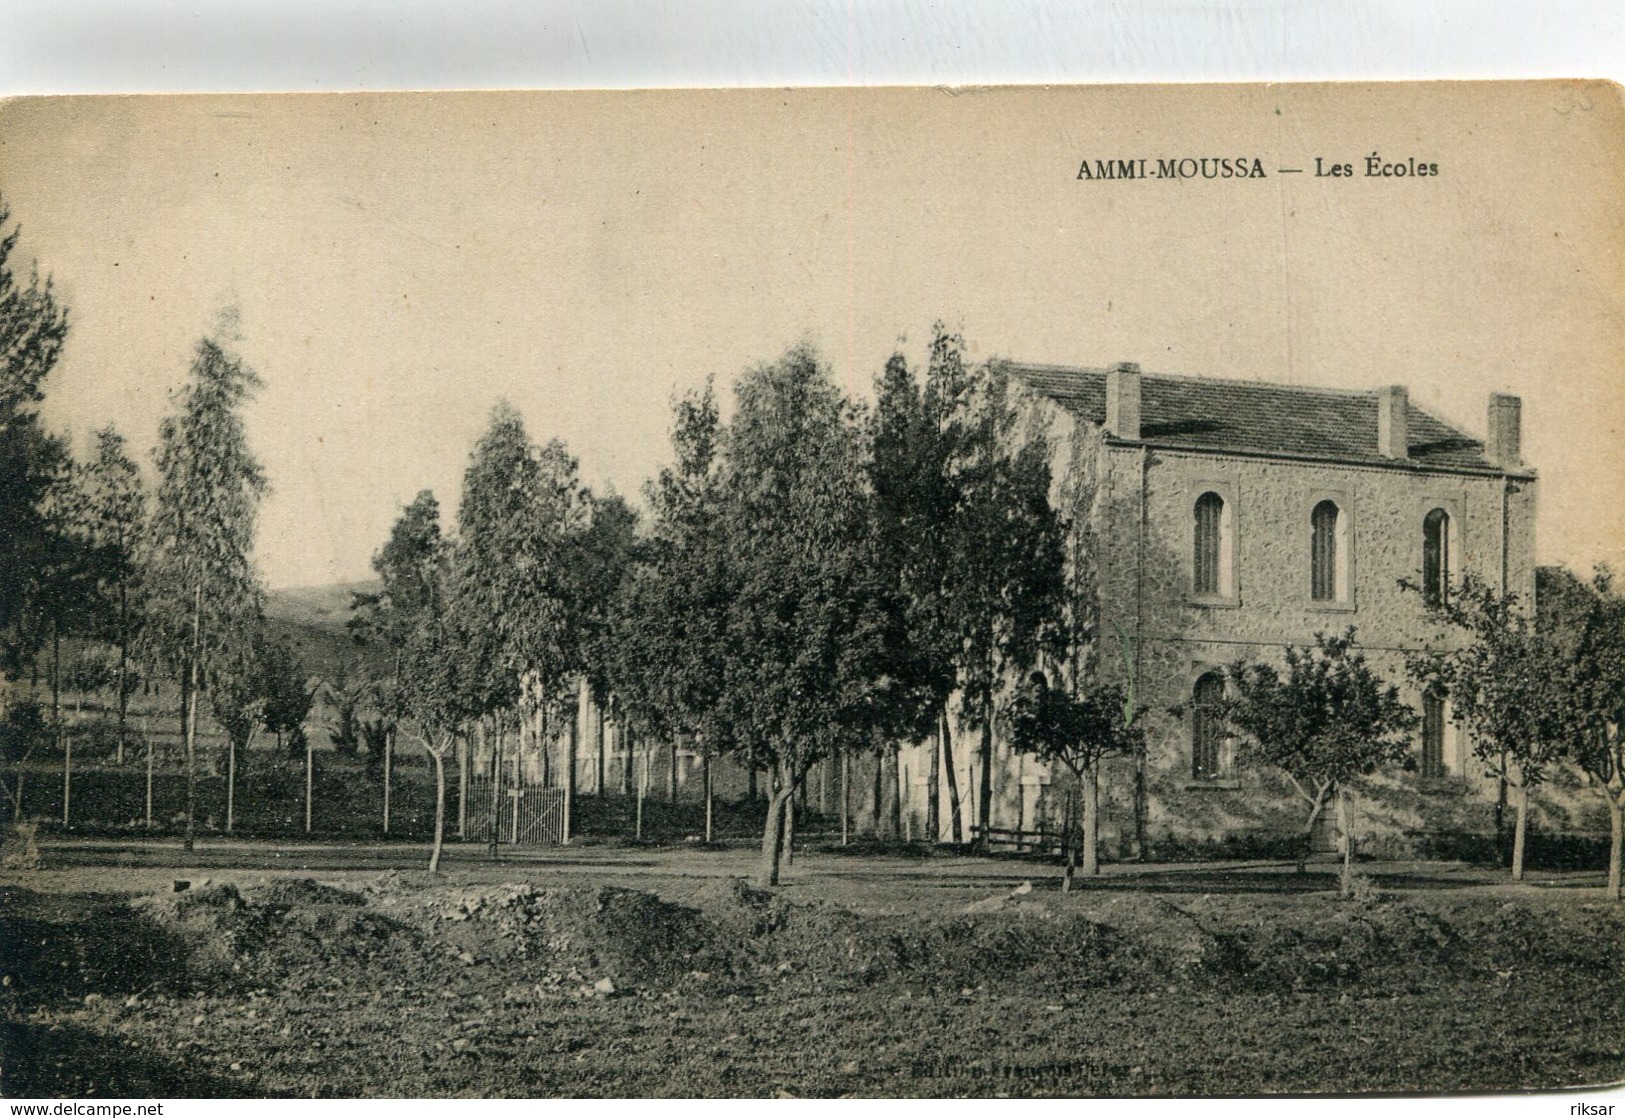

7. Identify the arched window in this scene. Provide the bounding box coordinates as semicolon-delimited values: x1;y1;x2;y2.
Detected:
1421;688;1447;778
1192;671;1227;780
1423;508;1450;607
1194;491;1226;596
1311;499;1342;602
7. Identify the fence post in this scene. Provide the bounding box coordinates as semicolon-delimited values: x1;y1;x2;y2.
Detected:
511;717;522;844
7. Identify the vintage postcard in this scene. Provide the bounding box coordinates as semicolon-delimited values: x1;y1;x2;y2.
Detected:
0;83;1622;1100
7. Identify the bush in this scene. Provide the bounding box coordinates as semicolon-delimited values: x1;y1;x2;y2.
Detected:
0;702;48;763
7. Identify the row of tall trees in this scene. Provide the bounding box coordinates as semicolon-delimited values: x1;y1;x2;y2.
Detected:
356;328;1077;886
0;195;285;850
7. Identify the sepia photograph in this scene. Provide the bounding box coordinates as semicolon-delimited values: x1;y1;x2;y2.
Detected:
1;81;1623;1098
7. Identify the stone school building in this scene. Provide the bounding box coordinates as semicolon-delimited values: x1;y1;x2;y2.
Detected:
901;359;1541;855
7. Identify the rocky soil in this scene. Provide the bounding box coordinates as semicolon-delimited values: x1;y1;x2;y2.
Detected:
2;872;1622;1097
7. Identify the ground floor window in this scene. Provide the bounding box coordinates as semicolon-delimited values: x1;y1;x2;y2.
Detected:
1191;670;1227;779
1421;689;1447;778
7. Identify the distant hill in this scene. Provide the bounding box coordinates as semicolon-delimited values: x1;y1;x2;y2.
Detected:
265;580;386;682
266;580;381;635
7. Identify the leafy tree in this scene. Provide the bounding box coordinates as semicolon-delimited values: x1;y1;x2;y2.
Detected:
1010;663;1145;889
607;381;729;831
320;656;371;758
31;453;102;731
351;488;445;767
450;405;586;806
145;316;268;850
1406;574;1570;881
258;636;315;759
1224;629;1417;896
944;356;1067;847
708;344;899;887
0;197;72;681
0;700;49;828
68;426;147;759
356;490;459;869
1537;566;1625;900
867;343;960;841
572;490;642;795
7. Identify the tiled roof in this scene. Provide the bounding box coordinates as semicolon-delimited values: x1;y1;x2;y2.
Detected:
999;361;1500;471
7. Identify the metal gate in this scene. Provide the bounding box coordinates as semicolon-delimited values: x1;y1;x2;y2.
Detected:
465;778;567;845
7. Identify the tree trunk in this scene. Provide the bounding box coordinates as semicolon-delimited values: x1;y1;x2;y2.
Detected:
564;706;577;844
383;726;393;835
144;718;153;828
61;732;71;828
819;756;830;816
756;776;793;888
703;754;714;843
891;744;904;840
1606;792;1623;902
488;716;501;857
928;706;943;844
1299;791;1328;874
943;710;964;845
839;751;850;846
305;729;315;834
1511;779;1529;883
226;735;236;834
976;691;994;850
1062;786;1079;893
748;763;758;803
667;737;678;804
871;747;884;837
636;747;647;841
784;791;796;866
538;707;551;789
1494;768;1510;867
595;700;606;797
183;580;202;854
50;623;61;734
1081;765;1100;877
116;587;129;764
428;747;446;874
620;722;632;796
1133;746;1148;861
1337;785;1355;897
457;733;468;837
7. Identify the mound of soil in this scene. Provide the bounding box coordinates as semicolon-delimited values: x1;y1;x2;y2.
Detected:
377;880;719;988
130;879;426;993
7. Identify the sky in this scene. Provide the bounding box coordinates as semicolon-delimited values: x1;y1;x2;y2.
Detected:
2;83;1621;589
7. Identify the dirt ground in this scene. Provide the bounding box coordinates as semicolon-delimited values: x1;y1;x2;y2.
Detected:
2;838;1622;1098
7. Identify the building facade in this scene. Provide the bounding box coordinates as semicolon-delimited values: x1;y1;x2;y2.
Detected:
904;360;1541;855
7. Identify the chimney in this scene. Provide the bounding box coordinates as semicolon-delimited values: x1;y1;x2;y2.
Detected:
1106;361;1141;440
1486;393;1522;467
1376;385;1408;458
